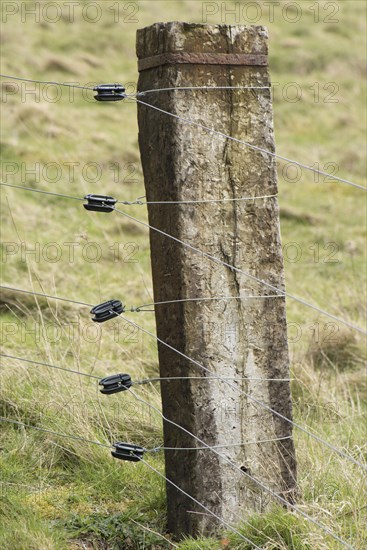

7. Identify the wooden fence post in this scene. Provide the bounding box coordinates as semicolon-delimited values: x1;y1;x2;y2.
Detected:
136;22;297;539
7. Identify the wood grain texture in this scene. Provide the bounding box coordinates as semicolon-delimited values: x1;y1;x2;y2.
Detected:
136;22;297;539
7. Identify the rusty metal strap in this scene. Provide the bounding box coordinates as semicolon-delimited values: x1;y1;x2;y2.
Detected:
138;52;268;72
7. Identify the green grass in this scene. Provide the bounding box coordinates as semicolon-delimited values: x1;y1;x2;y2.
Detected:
1;0;366;548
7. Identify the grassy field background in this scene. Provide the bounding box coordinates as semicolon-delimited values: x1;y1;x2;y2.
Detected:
0;0;366;548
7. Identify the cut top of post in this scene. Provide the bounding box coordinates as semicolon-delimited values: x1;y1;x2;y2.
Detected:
136;22;269;69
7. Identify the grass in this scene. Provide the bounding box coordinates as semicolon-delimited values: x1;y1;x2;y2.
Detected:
0;0;366;548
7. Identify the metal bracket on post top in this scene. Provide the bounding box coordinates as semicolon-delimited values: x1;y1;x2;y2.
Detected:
94;84;125;101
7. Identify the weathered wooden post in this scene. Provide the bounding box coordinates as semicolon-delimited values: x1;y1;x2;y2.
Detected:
136;22;297;539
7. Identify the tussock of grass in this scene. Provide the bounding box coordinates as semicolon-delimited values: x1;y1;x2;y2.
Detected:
280;207;320;226
306;327;365;371
15;104;55;126
0;289;75;317
0;494;65;550
43;56;84;76
61;511;171;549
228;509;313;549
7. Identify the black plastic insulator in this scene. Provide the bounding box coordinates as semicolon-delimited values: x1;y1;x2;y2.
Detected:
99;373;132;394
94;84;125;102
90;300;124;323
111;442;145;462
83;194;117;213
